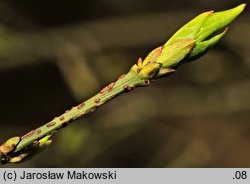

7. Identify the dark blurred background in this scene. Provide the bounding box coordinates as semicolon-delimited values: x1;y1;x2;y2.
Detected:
0;0;249;167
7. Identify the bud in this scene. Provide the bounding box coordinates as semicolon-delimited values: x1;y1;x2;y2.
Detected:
137;4;246;80
135;39;196;79
10;135;52;163
0;136;20;155
156;39;196;68
166;4;246;61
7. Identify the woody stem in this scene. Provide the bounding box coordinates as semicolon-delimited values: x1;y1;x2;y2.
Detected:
13;69;147;154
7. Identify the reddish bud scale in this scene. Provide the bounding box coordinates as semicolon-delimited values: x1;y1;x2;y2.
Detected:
77;103;85;109
22;130;36;139
99;82;116;94
118;74;126;80
59;116;65;121
46;122;56;127
96;101;105;107
36;129;42;135
123;84;135;92
94;98;101;103
99;87;106;94
143;46;164;65
107;82;116;91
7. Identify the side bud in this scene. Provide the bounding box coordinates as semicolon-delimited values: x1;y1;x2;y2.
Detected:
9;135;52;163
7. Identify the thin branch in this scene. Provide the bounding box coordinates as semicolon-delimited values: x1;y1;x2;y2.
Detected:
0;4;245;165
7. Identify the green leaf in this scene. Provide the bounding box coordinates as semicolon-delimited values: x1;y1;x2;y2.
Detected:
164;4;246;63
165;11;212;45
196;4;246;42
166;4;245;44
157;39;196;68
189;28;227;59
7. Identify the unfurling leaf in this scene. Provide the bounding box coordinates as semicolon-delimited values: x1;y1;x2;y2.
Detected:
137;4;246;80
165;4;246;62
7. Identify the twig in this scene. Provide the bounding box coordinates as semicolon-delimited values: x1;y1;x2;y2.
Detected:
0;4;245;165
